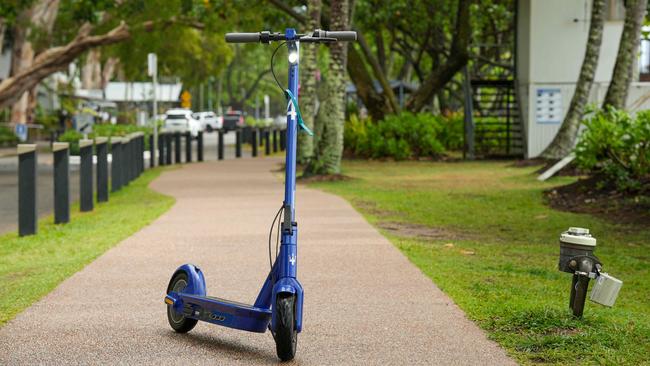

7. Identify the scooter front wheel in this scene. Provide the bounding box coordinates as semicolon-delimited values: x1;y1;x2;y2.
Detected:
275;294;297;361
166;272;198;333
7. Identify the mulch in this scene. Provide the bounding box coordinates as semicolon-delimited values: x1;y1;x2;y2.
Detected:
544;175;650;227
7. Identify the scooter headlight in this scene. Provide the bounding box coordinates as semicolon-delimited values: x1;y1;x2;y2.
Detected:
288;50;299;64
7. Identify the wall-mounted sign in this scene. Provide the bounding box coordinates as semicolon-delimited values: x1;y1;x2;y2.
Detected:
535;88;562;124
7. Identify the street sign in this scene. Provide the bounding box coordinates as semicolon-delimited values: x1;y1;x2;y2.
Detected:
181;90;192;109
15;123;28;142
147;53;157;77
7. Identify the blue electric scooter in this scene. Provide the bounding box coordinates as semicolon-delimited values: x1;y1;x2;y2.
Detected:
164;28;356;361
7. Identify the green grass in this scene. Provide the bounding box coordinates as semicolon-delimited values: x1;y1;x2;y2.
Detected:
309;160;650;365
0;168;174;326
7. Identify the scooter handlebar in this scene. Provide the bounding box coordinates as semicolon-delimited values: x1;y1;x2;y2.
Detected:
322;31;357;41
225;33;260;43
225;30;357;43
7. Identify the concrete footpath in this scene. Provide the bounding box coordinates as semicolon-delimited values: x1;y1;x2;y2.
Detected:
0;158;515;365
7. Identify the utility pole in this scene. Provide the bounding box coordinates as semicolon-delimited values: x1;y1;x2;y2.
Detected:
148;53;158;167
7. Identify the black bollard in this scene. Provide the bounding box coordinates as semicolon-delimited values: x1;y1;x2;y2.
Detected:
158;132;166;166
134;135;139;176
165;132;172;165
149;134;155;168
218;130;224;160
111;137;122;192
53;142;70;224
139;134;145;174
236;129;242;158
79;139;94;212
280;128;286;151
185;131;192;163
18;144;37;236
273;129;278;153
264;129;271;156
124;136;131;183
130;135;137;179
243;126;252;144
197;131;204;162
95;137;108;203
122;138;130;185
174;132;181;164
252;129;258;157
134;134;141;176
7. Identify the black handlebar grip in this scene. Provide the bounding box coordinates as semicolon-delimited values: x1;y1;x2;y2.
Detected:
325;31;357;41
225;33;260;43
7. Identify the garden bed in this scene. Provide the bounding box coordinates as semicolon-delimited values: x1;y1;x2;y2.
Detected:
545;175;650;227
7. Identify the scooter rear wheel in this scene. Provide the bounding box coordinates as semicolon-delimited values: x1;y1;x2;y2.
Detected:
166;272;198;333
275;294;297;361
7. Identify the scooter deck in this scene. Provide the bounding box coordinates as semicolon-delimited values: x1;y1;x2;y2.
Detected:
169;292;272;333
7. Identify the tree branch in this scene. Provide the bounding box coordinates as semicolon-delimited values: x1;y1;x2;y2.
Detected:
357;30;400;114
237;69;271;105
405;0;471;112
0;22;130;108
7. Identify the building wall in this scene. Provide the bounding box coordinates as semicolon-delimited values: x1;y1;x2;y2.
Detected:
517;0;650;157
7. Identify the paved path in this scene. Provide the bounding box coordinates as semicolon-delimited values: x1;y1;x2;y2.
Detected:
0;158;515;365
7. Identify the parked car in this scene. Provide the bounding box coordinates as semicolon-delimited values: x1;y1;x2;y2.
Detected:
193;111;223;132
222;110;245;131
164;109;201;138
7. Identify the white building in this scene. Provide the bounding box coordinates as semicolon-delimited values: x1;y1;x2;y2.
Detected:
516;0;650;157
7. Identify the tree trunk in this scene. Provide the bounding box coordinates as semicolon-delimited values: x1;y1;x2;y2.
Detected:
9;0;60;124
0;20;6;57
297;0;321;165
305;0;350;175
346;44;389;120
602;0;648;109
541;0;606;159
10;41;34;124
82;48;102;89
101;57;119;88
357;30;400;114
405;0;470;112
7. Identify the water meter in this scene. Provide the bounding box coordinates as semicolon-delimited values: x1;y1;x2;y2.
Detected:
557;227;622;317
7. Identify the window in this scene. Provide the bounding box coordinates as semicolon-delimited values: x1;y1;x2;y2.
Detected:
639;27;650;81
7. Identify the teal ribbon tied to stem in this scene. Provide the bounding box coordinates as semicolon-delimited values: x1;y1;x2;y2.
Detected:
284;89;313;136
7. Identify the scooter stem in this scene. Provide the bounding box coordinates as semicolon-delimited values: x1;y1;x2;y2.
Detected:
283;29;300;233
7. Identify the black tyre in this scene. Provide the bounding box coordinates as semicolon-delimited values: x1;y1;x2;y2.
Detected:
274;294;297;361
166;272;198;333
206;125;214;133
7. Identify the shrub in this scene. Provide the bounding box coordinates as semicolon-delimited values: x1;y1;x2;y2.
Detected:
0;126;19;147
575;108;650;191
57;130;83;155
344;112;461;160
57;124;153;154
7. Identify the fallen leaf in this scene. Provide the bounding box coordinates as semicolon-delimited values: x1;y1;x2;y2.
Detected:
443;243;455;248
460;249;475;255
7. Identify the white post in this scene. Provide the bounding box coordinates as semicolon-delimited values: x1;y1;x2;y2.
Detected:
148;53;158;165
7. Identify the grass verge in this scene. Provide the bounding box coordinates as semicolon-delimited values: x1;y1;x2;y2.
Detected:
308;160;650;365
0;167;174;326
